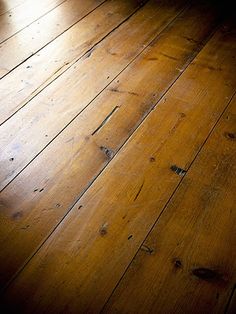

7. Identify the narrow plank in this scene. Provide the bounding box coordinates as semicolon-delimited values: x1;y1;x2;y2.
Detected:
0;0;188;190
0;0;27;15
0;0;65;43
0;0;146;123
1;20;235;312
103;97;236;314
0;0;107;78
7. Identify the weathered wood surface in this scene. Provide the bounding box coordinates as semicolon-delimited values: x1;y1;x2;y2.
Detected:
103;95;236;314
0;0;27;15
0;0;147;122
0;0;188;190
0;0;65;43
1;18;235;312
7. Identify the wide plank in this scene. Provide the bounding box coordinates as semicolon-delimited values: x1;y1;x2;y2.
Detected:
103;96;236;314
0;0;65;43
0;0;27;15
0;0;107;78
0;0;188;189
0;0;146;123
0;20;235;311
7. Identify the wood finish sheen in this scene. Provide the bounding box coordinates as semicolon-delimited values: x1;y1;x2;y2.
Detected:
0;0;235;313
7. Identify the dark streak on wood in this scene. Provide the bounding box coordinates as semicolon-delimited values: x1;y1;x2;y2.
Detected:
192;267;225;283
170;165;187;177
83;47;95;59
108;87;138;96
224;132;236;141
133;180;144;201
140;244;154;255
92;106;120;135
100;146;114;159
160;52;178;61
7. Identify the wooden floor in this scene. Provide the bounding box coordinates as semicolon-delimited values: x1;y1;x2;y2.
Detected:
0;0;235;313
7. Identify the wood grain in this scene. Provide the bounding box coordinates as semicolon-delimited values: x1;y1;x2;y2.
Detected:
0;0;107;78
0;0;188;189
103;96;236;314
1;20;235;312
0;0;65;43
0;0;146;123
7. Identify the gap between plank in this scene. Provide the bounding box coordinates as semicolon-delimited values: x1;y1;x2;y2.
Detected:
0;0;107;80
0;0;67;45
224;284;236;313
0;0;27;17
101;89;236;312
1;2;220;292
0;0;149;124
91;106;120;136
0;0;189;192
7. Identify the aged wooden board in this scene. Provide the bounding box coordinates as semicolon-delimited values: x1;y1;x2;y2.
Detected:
0;0;65;43
0;0;27;15
0;0;147;122
1;20;235;312
103;96;236;314
0;0;188;189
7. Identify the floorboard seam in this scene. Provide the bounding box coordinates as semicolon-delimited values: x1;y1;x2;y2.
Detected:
0;0;148;121
0;0;188;193
0;1;192;292
101;89;236;312
0;0;68;45
0;0;107;79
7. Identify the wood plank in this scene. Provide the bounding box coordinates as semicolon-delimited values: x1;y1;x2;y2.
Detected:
226;287;236;314
0;0;188;190
0;0;27;15
0;0;65;43
103;96;236;314
0;0;107;78
1;19;235;311
0;0;147;123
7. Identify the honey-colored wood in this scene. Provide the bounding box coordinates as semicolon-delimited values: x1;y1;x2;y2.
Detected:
0;0;146;123
103;96;236;314
0;0;107;78
1;19;235;312
0;0;188;190
0;0;65;43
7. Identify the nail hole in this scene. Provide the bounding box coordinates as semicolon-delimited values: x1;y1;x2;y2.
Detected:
224;132;236;140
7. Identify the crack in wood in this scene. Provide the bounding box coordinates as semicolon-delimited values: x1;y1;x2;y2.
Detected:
170;165;187;177
83;46;95;59
92;106;120;135
133;180;145;201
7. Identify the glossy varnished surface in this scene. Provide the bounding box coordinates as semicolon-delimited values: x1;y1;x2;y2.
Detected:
0;0;235;313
